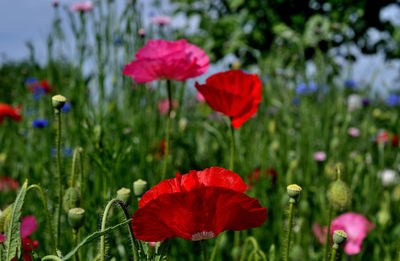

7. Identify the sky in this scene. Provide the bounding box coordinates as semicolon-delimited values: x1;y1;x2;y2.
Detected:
0;0;399;94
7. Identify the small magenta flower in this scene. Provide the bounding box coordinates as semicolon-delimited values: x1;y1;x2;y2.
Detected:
313;151;326;162
348;127;360;137
138;28;145;37
158;99;178;115
32;118;49;128
70;1;93;12
196;91;205;103
151;15;172;26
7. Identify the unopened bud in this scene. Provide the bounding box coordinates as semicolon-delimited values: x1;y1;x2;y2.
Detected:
63;187;80;212
117;187;131;204
133;179;147;197
68;208;85;230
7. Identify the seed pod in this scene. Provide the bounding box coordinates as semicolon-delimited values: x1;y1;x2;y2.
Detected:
68;208;85;230
52;94;67;111
133;179;148;197
332;230;347;245
117;187;131;204
287;184;302;202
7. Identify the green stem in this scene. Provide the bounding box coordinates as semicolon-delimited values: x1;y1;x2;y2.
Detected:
100;199;140;261
230;124;235;171
284;200;295;261
329;245;338;261
161;80;173;181
239;236;260;261
201;240;208;261
323;206;333;261
55;110;63;249
210;234;222;261
70;148;79;187
73;229;79;261
27;184;57;253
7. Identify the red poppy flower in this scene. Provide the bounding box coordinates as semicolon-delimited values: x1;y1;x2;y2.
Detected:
247;167;278;189
195;70;262;128
0;104;22;124
123;39;209;83
376;131;389;144
0;216;38;261
28;79;53;93
391;134;399;147
132;167;267;242
0;175;19;191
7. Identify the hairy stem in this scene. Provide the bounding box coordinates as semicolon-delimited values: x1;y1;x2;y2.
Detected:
55;110;63;248
329;245;338;261
323;206;333;261
284;200;295;261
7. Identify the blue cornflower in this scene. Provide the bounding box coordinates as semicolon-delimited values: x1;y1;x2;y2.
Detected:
24;77;37;85
345;79;357;89
295;82;307;95
33;88;45;101
61;102;71;113
32;118;49;128
386;94;399;106
292;97;300;105
51;147;74;157
114;36;122;46
241;69;249;74
308;81;318;93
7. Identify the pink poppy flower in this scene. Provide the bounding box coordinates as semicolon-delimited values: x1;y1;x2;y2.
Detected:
0;175;19;191
313;151;326;162
312;212;374;255
123;39;209;83
158;99;178;115
151;15;172;26
0;216;38;261
196;91;205;102
70;1;93;12
348;127;360;137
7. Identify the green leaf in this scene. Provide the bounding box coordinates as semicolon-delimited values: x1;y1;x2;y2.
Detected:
4;180;28;261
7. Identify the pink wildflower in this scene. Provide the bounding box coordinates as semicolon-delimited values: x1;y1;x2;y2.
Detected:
70;1;93;12
313;151;326;162
158;99;178;115
151;15;171;26
348;127;360;137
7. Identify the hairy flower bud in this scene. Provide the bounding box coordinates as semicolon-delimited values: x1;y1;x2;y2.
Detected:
327;179;351;211
63;187;80;212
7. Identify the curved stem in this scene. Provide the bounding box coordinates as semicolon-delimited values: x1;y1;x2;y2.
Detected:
161;80;173;181
55;110;63;248
284;200;295;261
239;236;260;261
323;206;333;261
99;199;140;261
27;184;57;253
42;255;63;261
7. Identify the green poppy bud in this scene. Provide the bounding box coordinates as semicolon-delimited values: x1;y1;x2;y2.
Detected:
63;187;80;212
68;208;85;230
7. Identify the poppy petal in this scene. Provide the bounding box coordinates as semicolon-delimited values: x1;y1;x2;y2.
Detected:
20;216;37;238
139;167;248;207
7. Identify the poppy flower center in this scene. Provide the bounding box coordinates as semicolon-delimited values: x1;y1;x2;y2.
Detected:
191;231;215;241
